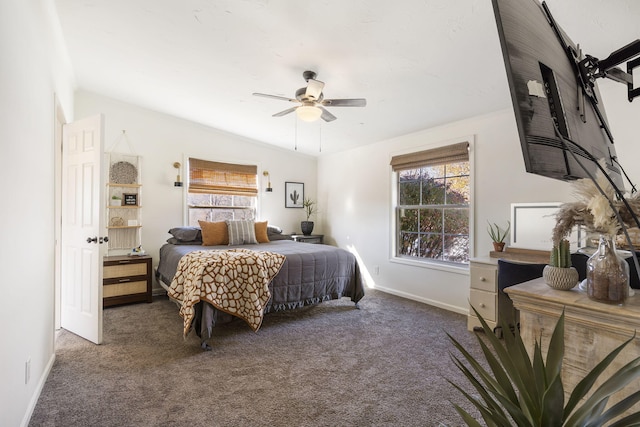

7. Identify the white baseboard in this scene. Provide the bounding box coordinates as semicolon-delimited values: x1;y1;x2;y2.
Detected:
371;285;469;316
21;353;55;427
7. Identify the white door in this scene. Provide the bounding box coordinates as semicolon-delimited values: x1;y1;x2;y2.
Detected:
61;114;105;344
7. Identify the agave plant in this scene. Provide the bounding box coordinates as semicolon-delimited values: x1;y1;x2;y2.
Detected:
447;307;640;426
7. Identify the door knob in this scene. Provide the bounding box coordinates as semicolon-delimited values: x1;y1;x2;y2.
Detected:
99;236;109;244
86;236;98;244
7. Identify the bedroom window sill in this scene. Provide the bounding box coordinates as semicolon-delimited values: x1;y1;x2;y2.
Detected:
390;256;469;276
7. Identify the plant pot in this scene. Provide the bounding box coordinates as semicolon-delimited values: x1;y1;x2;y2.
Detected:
111;199;121;206
301;221;314;236
492;242;505;252
543;265;579;290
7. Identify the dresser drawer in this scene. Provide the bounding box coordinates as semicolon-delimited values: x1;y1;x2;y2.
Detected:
470;264;497;292
469;289;497;322
104;280;148;298
104;262;147;279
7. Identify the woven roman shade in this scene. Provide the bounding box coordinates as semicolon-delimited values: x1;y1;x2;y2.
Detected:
390;141;469;171
188;158;258;196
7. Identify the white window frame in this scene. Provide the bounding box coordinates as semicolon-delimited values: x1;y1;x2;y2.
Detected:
389;137;475;273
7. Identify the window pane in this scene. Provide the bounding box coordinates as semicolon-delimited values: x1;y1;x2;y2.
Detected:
443;235;469;263
424;165;445;179
399;208;419;232
188;194;212;206
445;176;470;204
419;208;442;232
444;208;469;234
420;234;443;260
422;177;445;205
399;232;419;256
399;176;421;205
445;162;470;177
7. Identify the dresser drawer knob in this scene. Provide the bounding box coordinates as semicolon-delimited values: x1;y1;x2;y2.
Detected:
480;276;486;282
480;303;486;308
118;278;131;283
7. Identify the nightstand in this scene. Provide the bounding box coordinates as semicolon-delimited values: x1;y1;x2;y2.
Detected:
103;255;152;307
291;234;324;244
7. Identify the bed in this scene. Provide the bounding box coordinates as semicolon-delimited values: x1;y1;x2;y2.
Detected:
156;228;365;349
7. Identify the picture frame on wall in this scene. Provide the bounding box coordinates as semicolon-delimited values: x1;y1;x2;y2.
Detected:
285;182;304;208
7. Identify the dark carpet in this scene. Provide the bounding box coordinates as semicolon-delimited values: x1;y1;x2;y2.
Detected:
29;289;485;427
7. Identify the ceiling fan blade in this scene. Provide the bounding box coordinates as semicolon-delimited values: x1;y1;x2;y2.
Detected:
305;79;325;100
253;92;298;103
273;106;298;117
319;106;337;122
321;98;367;107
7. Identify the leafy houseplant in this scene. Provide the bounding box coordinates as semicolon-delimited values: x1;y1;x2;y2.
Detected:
543;239;579;290
488;221;510;252
111;194;122;206
448;308;640;426
301;198;317;236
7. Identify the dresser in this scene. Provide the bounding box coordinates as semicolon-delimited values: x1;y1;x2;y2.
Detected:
507;278;640;418
468;257;500;332
103;255;152;307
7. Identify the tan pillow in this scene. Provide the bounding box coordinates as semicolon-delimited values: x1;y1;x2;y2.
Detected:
198;220;229;246
255;221;269;243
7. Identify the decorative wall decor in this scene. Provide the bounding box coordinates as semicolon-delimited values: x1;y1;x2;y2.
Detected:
123;193;138;206
285;182;304;208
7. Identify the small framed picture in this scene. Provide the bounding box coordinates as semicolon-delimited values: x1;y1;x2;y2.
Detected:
123;193;138;206
285;182;304;208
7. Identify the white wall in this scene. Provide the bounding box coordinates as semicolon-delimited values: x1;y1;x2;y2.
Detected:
74;91;318;291
0;1;75;426
318;109;577;313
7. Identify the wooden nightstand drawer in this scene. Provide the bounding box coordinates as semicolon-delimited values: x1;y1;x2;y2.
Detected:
103;255;152;307
470;264;497;292
104;262;147;279
469;289;497;322
104;280;148;298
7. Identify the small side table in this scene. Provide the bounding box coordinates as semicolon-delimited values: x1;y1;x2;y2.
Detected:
291;234;324;244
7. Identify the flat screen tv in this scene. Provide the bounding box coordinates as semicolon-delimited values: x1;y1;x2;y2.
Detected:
491;0;638;191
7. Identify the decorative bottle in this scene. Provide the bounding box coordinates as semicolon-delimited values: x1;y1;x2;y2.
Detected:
586;235;629;304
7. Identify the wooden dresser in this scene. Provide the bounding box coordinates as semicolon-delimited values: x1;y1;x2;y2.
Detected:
103;255;152;307
507;278;640;416
468;257;500;332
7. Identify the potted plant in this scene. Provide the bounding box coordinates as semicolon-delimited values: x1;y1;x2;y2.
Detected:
487;221;510;252
448;308;640;426
111;195;122;206
301;198;317;236
543;238;579;290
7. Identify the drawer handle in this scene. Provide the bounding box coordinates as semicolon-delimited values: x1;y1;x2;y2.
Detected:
480;276;486;282
118;278;131;283
118;260;132;264
479;303;486;308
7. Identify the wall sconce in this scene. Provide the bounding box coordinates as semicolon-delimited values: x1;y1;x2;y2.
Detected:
173;162;183;187
263;171;273;192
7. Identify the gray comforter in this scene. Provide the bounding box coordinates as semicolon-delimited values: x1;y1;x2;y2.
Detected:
156;240;365;342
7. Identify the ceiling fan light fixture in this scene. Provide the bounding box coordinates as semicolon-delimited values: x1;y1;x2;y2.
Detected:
296;105;322;122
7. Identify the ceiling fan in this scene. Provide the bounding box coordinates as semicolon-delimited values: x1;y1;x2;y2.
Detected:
253;70;366;122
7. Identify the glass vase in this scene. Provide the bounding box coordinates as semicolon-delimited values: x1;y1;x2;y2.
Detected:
586;235;629;305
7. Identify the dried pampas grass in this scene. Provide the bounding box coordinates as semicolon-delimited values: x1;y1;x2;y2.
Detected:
552;176;640;244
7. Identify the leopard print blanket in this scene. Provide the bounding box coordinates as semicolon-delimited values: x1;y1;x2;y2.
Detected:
168;249;286;336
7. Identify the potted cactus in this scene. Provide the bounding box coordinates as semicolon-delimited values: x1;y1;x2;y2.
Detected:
543;239;579;290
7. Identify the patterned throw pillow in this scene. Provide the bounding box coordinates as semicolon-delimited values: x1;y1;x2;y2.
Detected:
226;220;258;245
198;221;229;246
254;221;269;243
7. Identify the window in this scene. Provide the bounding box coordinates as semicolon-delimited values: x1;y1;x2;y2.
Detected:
187;158;258;226
391;142;470;265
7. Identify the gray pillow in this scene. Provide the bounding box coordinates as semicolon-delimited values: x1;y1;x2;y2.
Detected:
168;227;202;242
166;237;203;245
267;224;283;234
226;220;258;245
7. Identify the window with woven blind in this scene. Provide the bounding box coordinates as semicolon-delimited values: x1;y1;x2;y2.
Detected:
187;158;258;225
391;141;470;264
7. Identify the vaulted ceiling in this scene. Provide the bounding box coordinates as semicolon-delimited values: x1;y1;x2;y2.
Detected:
54;0;640;155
